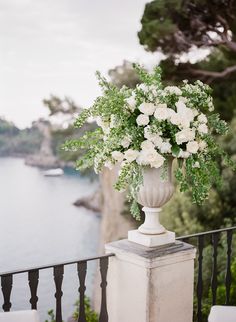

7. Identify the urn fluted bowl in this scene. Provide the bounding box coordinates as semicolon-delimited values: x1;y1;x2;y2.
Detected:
137;158;175;235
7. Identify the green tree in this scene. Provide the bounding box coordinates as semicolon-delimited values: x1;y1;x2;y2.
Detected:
138;0;236;120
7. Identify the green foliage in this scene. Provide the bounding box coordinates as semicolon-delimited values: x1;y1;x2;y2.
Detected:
45;296;98;322
73;297;98;322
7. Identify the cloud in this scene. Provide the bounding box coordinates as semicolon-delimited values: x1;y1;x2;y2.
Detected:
0;0;153;128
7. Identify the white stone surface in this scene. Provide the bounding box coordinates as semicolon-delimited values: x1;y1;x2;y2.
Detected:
0;310;40;322
128;229;175;247
209;306;236;322
106;239;196;322
138;207;165;234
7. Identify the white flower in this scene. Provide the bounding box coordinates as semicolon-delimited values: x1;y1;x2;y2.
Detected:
111;151;124;163
137;83;149;92
136;114;149;126
137;149;165;168
150;153;165;168
124;149;139;163
154;107;174;121
178;96;188;103
198;123;208;134
156;103;167;109
170;112;183;127
110;114;117;128
152;135;163;147
178;150;190;159
192;109;199;117
141;140;155;150
197;113;208;124
159;141;172;154
186;141;199;154
121;136;131;148
139;102;156;115
125;95;136;112
193;161;200;168
175;128;195;145
96;117;110;131
165;86;182;96
176;100;194;126
104;160;114;170
199;140;207;151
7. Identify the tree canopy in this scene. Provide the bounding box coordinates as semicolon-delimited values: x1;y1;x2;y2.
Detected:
138;0;236;120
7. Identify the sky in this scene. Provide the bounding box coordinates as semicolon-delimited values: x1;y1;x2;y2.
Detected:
0;0;163;128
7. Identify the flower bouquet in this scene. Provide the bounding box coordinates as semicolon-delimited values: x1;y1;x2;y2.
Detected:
64;65;235;220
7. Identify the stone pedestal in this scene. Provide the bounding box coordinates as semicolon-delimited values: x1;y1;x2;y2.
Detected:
105;239;196;322
128;229;175;247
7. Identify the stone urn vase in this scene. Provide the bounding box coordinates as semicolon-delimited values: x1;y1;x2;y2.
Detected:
128;158;175;247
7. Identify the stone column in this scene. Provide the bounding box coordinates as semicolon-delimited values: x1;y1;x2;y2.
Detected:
105;239;196;322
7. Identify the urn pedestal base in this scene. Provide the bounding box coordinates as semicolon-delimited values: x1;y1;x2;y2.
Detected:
128;229;175;248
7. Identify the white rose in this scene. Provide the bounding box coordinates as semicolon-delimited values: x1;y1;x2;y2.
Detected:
125;95;136;112
104;160;114;170
197;113;208;124
170;113;183;127
152;135;163;147
198;123;208;134
121;136;131;148
141;140;155;150
165;86;182;96
150;153;165;168
111;151;124;163
176;100;194;126
199;140;207;151
154;107;174;121
186;141;199;154
139;102;156;115
124;149;139;163
175;128;195;145
178;150;190;159
136;114;149;126
159;141;172;154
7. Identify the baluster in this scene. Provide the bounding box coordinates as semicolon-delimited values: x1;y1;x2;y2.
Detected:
196;235;204;322
1;274;13;311
77;261;87;322
211;232;220;305
54;265;64;322
99;257;108;322
28;269;39;309
225;230;233;305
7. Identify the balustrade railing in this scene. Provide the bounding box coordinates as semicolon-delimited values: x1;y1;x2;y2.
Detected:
1;227;236;322
0;253;114;322
177;226;236;322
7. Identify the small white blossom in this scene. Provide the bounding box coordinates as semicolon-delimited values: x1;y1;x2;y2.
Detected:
125;95;136;112
165;86;182;96
159;141;172;154
136;114;149;126
198;123;208;134
137;83;149;92
110;114;117;128
193;161;200;168
154;105;174;121
175;128;195;145
104;160;114;170
121;136;131;148
111;151;124;163
186;141;199;154
141;140;155;150
178;150;190;159
139;102;156;115
124;149;139;163
199;140;207;151
197;113;208;124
